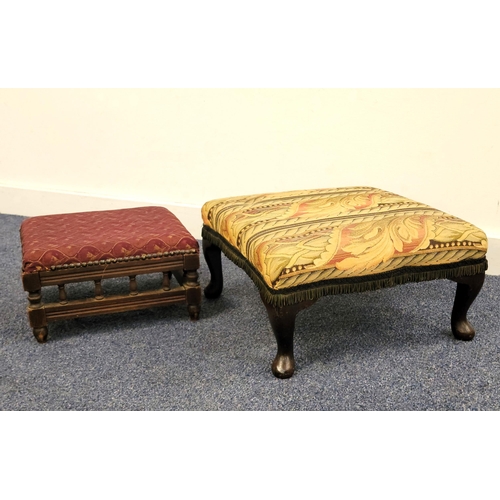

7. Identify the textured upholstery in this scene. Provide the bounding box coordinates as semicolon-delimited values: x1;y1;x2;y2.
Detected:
21;206;199;273
202;187;488;291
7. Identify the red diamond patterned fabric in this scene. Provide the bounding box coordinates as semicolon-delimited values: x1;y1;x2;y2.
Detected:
20;206;199;273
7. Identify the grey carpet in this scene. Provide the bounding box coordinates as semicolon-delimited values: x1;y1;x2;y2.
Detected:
1;213;499;411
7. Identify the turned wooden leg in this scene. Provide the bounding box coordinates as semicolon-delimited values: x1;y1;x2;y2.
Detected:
33;326;48;343
27;288;48;343
185;269;201;320
450;272;485;341
203;239;223;299
262;295;316;379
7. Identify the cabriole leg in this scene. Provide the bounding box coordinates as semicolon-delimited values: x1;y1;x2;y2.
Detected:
262;296;316;379
450;272;485;341
203;239;223;299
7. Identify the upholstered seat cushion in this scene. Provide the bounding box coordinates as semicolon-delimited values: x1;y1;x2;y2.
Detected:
202;187;488;301
21;206;199;273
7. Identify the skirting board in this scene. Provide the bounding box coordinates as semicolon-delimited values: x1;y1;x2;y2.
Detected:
1;185;499;275
0;185;203;239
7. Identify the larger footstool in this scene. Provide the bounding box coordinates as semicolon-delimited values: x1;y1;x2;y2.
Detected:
201;186;488;378
20;206;201;342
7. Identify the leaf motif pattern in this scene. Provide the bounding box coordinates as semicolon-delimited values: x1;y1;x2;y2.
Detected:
202;187;488;289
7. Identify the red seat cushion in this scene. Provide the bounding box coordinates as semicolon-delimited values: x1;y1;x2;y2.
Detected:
20;206;199;273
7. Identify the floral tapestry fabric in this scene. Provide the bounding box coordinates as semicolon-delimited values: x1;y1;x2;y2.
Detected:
202;187;488;291
21;206;199;273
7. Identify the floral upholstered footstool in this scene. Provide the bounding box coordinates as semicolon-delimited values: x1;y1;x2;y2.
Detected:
201;187;488;378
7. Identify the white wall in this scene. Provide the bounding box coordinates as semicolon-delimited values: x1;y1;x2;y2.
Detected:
1;89;499;270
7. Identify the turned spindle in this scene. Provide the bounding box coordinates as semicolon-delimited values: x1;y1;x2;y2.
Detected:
129;275;138;295
94;279;104;300
162;271;171;290
58;284;68;304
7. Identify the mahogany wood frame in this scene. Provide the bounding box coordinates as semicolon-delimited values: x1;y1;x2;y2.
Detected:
22;253;201;343
203;239;486;379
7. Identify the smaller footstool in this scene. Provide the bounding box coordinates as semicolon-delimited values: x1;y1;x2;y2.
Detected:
201;186;488;378
20;206;201;342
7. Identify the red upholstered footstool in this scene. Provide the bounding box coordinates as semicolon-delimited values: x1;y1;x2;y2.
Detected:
20;206;201;342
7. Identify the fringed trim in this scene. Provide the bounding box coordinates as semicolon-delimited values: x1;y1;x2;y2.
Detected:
202;225;488;307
